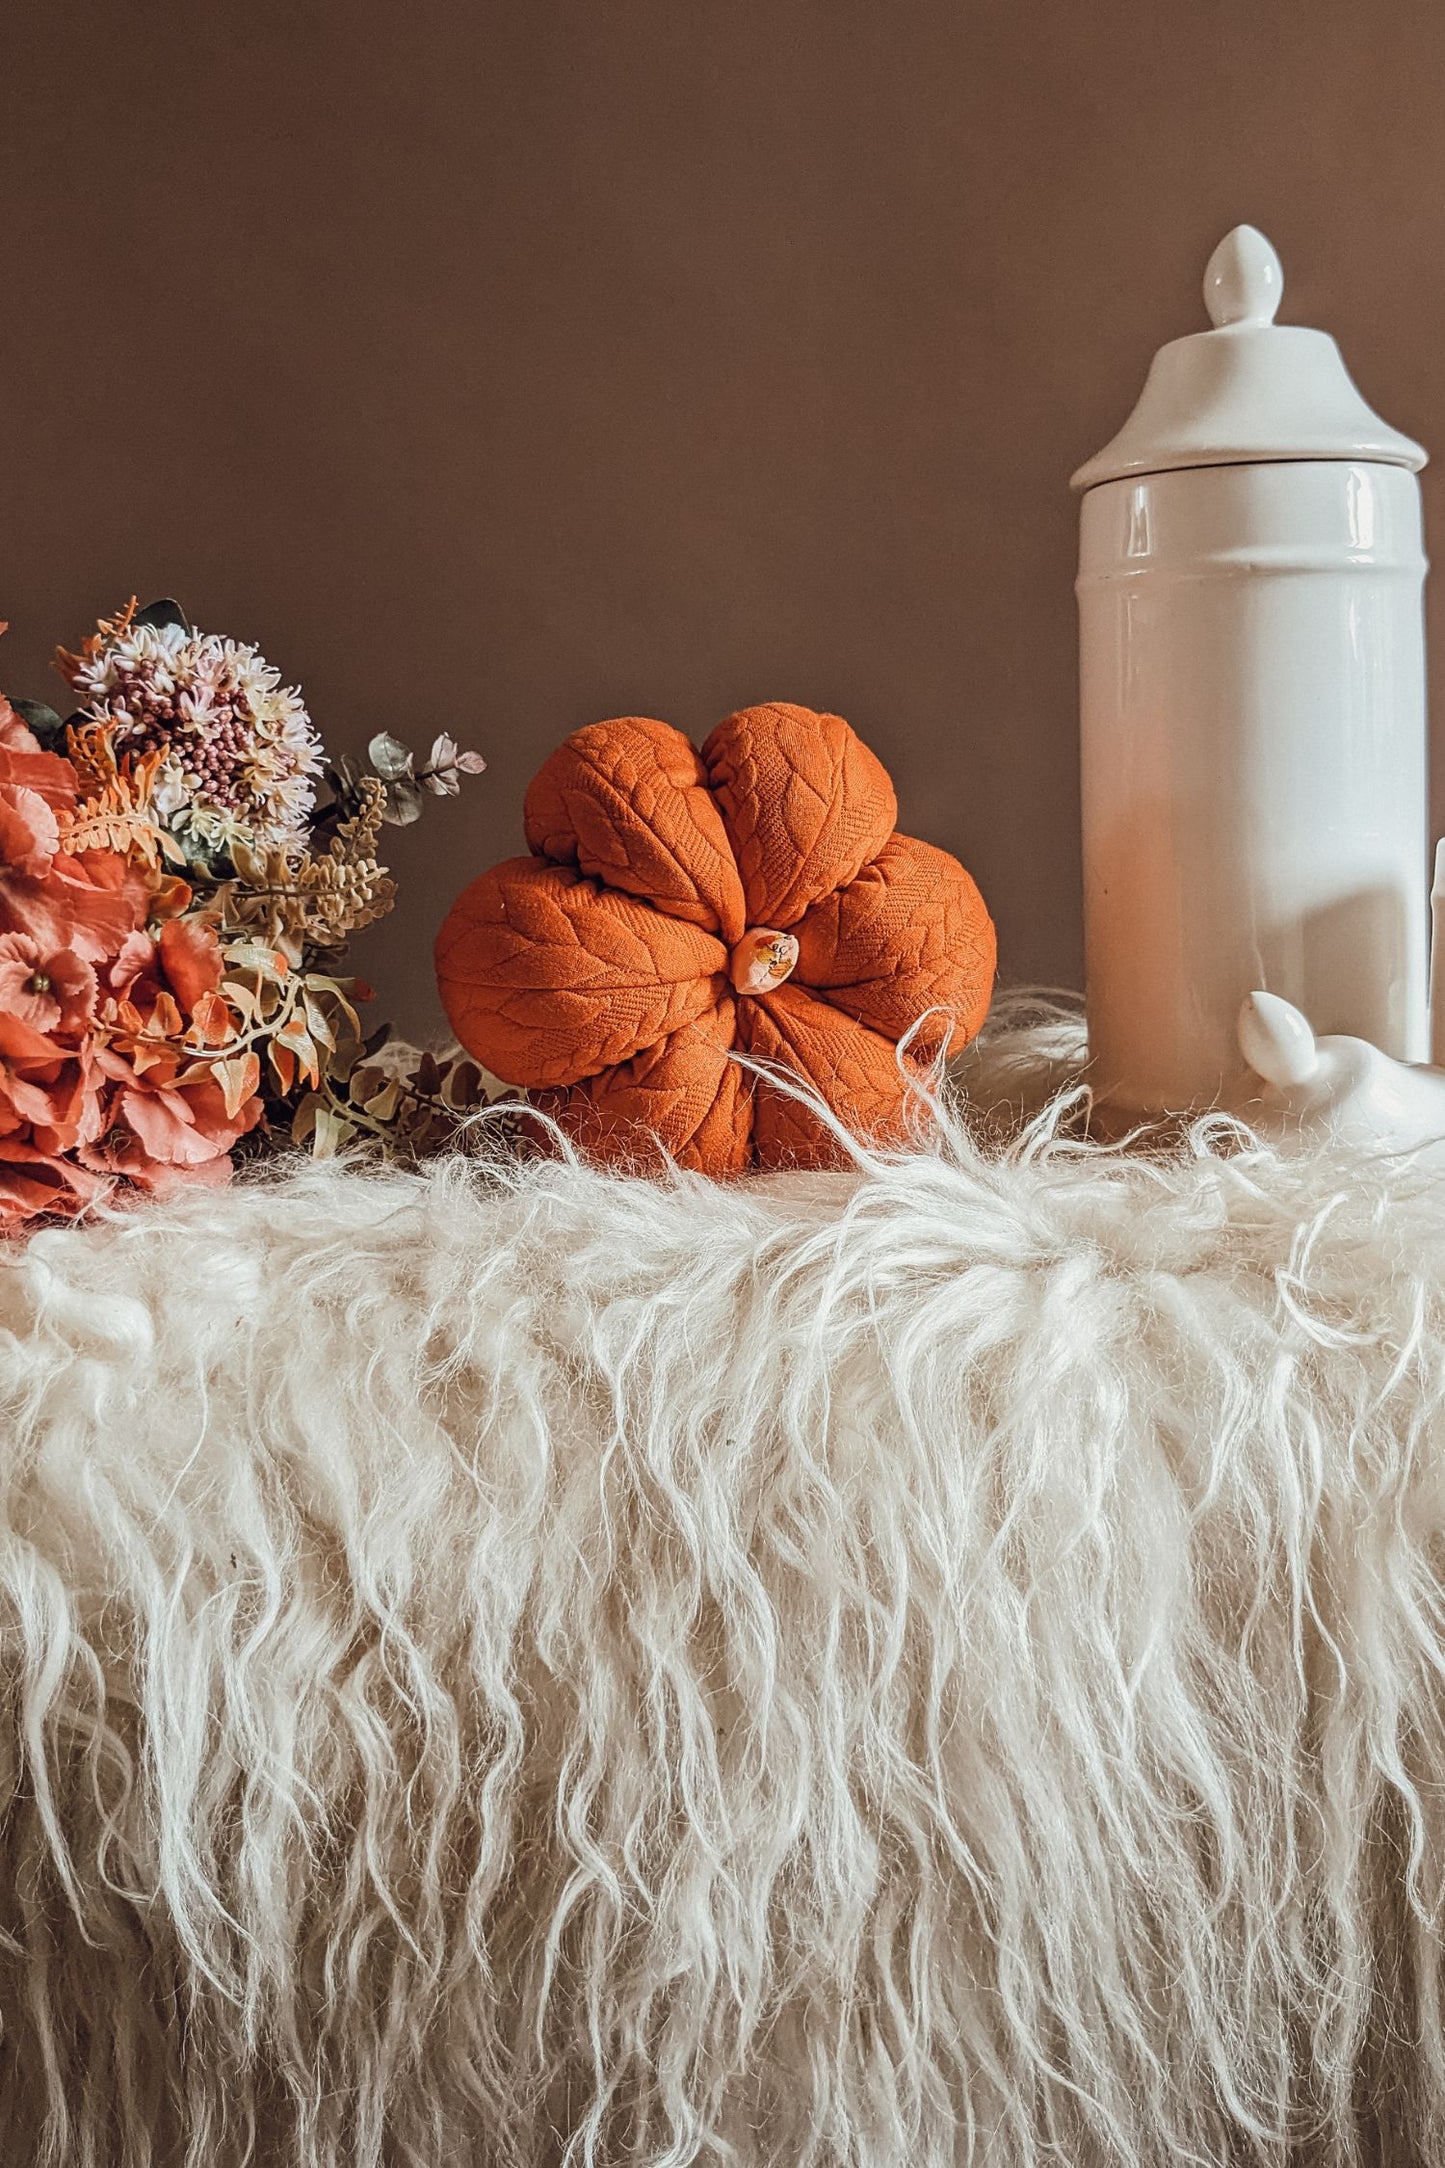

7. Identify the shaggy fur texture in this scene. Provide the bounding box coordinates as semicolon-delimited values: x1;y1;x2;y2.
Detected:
3;1004;1445;2165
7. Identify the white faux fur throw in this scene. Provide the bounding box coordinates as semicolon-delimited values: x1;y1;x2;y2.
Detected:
5;1013;1445;2166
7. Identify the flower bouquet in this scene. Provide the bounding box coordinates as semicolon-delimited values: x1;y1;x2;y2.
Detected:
0;599;487;1229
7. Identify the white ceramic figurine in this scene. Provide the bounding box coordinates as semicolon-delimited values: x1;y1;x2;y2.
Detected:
1236;843;1445;1159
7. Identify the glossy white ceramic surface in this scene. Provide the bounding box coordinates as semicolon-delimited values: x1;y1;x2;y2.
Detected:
1078;458;1429;1115
1203;225;1283;330
1072;225;1424;490
1239;989;1445;1161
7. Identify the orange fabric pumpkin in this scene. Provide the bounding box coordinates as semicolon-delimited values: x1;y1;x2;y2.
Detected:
435;703;996;1173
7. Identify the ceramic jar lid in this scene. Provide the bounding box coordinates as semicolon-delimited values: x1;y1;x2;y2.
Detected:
1071;225;1425;492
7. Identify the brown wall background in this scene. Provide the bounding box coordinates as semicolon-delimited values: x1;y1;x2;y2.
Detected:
4;0;1445;1039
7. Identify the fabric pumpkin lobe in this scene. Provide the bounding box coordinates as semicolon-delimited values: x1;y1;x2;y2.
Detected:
741;982;921;1170
703;703;898;929
524;717;745;941
435;858;726;1089
794;833;995;1057
536;996;752;1176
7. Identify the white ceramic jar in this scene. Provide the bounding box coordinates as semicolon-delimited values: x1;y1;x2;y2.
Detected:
1073;226;1429;1119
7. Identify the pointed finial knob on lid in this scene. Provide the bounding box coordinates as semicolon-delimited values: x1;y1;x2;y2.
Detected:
1204;225;1283;327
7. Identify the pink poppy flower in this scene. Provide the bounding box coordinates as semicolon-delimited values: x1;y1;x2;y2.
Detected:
84;1047;261;1192
0;699;78;809
0;786;60;878
0;1008;103;1160
0;932;96;1034
0;1140;105;1221
158;915;224;1014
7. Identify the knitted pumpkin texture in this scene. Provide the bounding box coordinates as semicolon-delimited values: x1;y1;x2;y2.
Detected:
435;703;996;1174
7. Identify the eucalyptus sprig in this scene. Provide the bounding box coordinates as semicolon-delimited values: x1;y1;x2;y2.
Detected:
323;732;486;830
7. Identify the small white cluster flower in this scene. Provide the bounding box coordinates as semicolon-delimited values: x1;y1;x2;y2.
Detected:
65;614;324;851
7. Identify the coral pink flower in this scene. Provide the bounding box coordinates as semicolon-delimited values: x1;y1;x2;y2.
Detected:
85;905;258;1194
0;933;96;1033
158;915;224;1012
105;916;224;1019
82;1049;261;1192
0;700;78;811
0;1010;102;1151
0;705;151;966
0;787;59;878
7;845;151;963
0;1143;106;1222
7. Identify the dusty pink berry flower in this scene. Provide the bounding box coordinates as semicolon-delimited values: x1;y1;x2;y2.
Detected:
59;605;323;850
